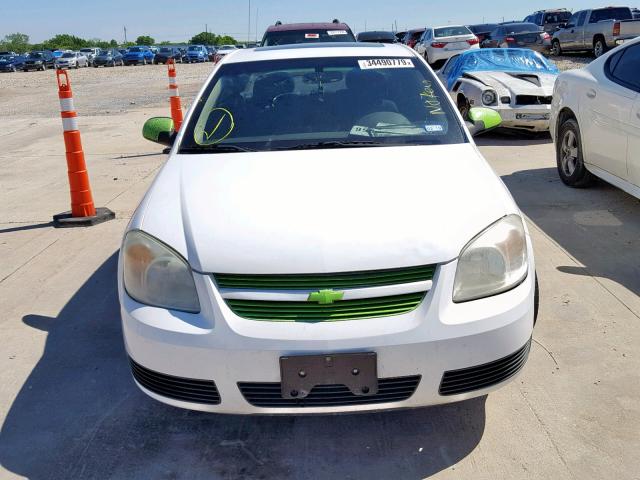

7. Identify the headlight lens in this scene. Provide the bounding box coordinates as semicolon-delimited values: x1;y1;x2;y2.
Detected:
453;215;528;303
123;230;200;313
482;90;497;105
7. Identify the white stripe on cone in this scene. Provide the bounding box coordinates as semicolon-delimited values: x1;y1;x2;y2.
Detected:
171;89;180;97
168;77;177;85
59;98;74;112
62;117;79;132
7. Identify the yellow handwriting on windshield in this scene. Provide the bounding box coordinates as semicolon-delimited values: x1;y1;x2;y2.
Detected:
199;107;235;145
420;81;445;115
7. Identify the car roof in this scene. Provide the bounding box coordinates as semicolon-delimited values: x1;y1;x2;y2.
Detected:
223;42;414;63
433;25;470;29
266;22;351;32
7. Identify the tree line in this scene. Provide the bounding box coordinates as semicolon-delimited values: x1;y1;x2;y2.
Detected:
0;32;238;54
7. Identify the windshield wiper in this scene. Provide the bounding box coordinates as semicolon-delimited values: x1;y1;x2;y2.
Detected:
275;141;391;151
179;144;255;154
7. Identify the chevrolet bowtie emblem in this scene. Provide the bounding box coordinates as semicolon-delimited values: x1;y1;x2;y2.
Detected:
307;289;344;305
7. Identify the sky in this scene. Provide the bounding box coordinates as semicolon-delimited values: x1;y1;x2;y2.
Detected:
1;0;628;43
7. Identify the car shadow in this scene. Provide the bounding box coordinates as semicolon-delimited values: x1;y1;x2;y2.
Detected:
502;166;640;298
476;129;553;147
0;253;486;480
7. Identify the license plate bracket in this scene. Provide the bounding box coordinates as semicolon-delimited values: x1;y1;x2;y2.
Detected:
280;353;378;399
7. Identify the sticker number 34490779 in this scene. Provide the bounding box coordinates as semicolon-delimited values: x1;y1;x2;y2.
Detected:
358;58;414;70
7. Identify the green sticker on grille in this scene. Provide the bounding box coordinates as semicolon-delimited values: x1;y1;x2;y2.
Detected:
307;289;344;304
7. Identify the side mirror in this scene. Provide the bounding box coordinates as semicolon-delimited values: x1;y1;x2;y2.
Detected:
143;117;175;147
466;107;501;136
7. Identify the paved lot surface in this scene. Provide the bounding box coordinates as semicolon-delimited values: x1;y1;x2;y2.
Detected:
1;61;639;480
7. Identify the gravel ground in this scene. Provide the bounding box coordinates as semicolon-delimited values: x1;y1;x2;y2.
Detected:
0;62;213;118
0;52;593;119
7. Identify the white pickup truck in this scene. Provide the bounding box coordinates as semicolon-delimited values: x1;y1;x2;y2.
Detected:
552;6;640;57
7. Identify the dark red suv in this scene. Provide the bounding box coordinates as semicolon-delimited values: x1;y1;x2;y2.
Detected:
261;20;356;46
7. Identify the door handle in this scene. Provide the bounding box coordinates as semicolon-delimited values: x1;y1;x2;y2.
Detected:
586;89;597;99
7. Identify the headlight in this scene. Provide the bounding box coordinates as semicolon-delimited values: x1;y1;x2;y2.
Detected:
453;215;528;303
482;90;497;105
123;230;200;313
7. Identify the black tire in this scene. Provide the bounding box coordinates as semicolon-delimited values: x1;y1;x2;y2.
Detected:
593;37;607;58
552;40;562;56
457;95;471;120
556;118;594;187
41;64;46;71
533;274;539;326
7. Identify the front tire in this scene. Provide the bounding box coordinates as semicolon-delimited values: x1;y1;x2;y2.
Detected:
457;95;471;120
556;118;594;187
552;40;562;56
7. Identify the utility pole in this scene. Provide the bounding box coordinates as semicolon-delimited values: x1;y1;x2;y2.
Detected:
255;7;259;43
205;24;208;35
248;0;251;44
123;26;127;44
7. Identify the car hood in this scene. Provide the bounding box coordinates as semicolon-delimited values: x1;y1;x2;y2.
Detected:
135;144;518;274
462;71;556;95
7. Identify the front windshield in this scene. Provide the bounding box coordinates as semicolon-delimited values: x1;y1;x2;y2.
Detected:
160;47;172;53
179;56;466;153
263;29;356;46
129;47;141;52
188;46;201;51
29;53;43;59
62;53;74;58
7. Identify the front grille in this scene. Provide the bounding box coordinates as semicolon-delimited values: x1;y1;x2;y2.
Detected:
215;264;435;290
226;292;426;322
238;375;421;408
129;357;221;405
439;339;531;396
516;95;552;105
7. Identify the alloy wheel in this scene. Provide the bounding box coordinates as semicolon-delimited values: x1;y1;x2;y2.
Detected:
561;129;579;176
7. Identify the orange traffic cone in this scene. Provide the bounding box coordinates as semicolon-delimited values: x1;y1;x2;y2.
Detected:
167;59;184;131
53;69;114;227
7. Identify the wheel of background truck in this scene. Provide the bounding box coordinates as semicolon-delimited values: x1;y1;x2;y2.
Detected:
593;37;607;58
41;64;46;71
552;40;562;56
457;95;471;120
556;118;594;187
75;62;79;69
142;58;147;65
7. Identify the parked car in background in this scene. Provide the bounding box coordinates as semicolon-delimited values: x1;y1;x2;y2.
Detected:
552;7;640;57
23;51;55;71
551;36;640;197
154;46;183;64
524;9;572;34
482;23;551;53
395;31;407;43
0;51;17;56
206;46;217;61
185;45;209;63
0;54;27;72
633;8;640;19
129;43;536;414
415;25;479;66
213;45;238;63
261;20;356;46
54;51;88;69
79;47;100;66
438;48;559;131
356;31;397;43
467;24;499;45
402;28;426;49
150;46;159;55
123;46;154;65
118;48;128;57
93;48;124;67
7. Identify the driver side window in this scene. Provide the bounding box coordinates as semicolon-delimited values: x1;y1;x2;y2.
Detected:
566;13;578;27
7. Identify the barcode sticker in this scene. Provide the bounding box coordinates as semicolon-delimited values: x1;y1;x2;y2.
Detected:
358;58;414;69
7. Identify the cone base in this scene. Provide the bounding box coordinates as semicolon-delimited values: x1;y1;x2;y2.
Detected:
53;207;116;228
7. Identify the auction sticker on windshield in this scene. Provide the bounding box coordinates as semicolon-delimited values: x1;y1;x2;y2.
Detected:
358;58;414;69
327;30;348;35
305;33;320;39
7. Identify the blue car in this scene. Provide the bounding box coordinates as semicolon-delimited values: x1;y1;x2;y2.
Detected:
123;46;154;66
0;54;27;72
185;44;208;63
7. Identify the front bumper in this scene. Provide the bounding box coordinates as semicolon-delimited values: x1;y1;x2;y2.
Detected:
489;105;552;132
120;252;536;414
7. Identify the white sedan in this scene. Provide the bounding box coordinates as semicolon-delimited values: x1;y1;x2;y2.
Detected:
551;37;640;197
121;44;536;414
415;25;480;66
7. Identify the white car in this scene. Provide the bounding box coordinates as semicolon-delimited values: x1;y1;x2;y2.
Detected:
415;25;480;66
54;51;88;69
551;37;640;197
438;48;559;132
121;43;537;414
